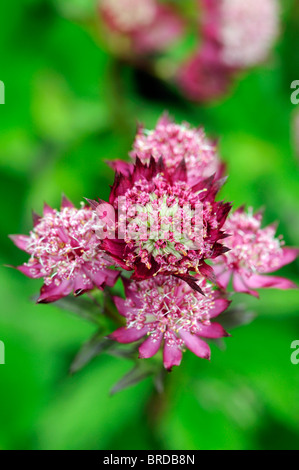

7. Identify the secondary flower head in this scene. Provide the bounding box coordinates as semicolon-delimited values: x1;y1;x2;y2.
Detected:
99;0;156;34
110;276;230;370
93;158;231;292
201;0;279;69
10;196;119;303
99;0;184;55
213;207;298;297
129;114;223;184
178;45;234;102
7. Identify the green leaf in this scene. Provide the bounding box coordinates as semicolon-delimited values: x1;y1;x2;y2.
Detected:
110;363;156;395
70;332;113;374
217;304;257;330
52;294;103;325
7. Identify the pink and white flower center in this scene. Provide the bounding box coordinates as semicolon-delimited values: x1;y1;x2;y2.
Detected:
224;209;284;276
219;0;279;67
125;276;215;348
131;120;219;181
24;206;106;285
117;174;219;273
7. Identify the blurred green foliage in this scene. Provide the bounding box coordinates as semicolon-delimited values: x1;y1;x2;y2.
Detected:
0;0;299;450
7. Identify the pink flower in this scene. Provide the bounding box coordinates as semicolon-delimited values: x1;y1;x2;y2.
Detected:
200;0;279;69
178;44;234;102
110;276;230;370
10;196;119;303
179;0;279;102
99;0;184;55
129;113;224;184
213;207;298;297
92;157;231;292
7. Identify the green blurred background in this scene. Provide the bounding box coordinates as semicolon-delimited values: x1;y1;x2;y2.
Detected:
0;0;299;450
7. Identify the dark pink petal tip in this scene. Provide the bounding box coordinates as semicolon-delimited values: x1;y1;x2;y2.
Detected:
163;342;183;371
9;234;30;251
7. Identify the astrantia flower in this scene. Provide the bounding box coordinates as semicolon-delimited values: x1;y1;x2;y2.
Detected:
100;0;157;34
178;45;233;102
129;114;223;184
99;0;184;55
213;207;298;297
10;196;119;303
92;158;231;292
200;0;279;69
110;276;230;370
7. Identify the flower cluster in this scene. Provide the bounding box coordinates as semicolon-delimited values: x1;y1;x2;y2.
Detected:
10;197;119;303
11;113;298;370
96;0;280;102
179;0;280;101
110;276;230;370
98;0;184;55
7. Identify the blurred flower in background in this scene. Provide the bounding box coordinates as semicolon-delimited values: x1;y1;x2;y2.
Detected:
98;0;184;55
95;0;280;102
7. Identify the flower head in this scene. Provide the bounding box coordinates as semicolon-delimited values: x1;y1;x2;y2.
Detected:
213;207;298;297
110;276;230;370
130;114;223;183
93;158;231;292
99;0;184;54
99;0;156;34
201;0;279;69
10;196;119;303
178;45;233;102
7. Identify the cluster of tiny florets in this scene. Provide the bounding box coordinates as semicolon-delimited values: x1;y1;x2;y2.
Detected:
21;206;109;285
219;0;279;68
222;209;283;276
130;117;220;182
115;174;218;274
125;276;214;343
10;113;297;370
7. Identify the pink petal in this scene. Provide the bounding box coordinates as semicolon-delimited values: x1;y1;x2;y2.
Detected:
232;273;259;298
197;322;230;338
213;264;231;288
43;202;55;216
103;268;119;287
163;342;182;371
85;266;119;289
209;298;231;318
139;333;163;359
179;330;211;359
73;274;93;296
112;296;134;317
61;194;74;209
109;326;148;344
37;279;73;303
122;278;143;308
9;235;30;252
267;247;299;272
17;264;44;278
246;273;298;290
